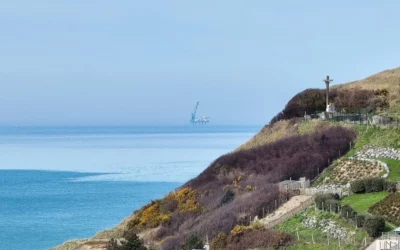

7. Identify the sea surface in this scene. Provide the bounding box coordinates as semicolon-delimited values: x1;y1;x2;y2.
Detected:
0;126;258;250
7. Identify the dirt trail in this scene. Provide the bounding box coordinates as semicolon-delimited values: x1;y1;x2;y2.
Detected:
260;195;313;227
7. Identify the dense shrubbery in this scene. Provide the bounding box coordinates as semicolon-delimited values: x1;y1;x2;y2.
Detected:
334;88;376;113
189;126;355;188
128;125;355;249
225;228;292;250
107;231;149;250
341;205;357;219
180;235;203;250
351;179;365;193
315;193;340;211
364;216;385;237
350;177;386;194
220;189;235;206
210;232;227;250
270;87;388;124
356;215;365;227
314;194;385;238
270;89;328;123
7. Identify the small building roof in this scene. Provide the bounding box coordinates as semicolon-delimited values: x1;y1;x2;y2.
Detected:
393;227;400;232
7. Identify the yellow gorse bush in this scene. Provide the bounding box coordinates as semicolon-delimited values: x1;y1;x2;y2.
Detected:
174;187;203;213
128;187;204;230
230;225;249;236
139;202;162;228
161;214;171;224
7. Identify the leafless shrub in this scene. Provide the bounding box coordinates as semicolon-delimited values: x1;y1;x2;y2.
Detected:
139;126;355;249
270;87;381;124
161;234;184;250
226;228;293;250
160;198;178;214
154;226;170;241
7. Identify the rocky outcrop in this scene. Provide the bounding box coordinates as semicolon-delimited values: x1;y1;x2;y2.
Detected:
302;215;355;241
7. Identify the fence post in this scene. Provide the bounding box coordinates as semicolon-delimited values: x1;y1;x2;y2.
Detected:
297;230;300;241
312;233;315;244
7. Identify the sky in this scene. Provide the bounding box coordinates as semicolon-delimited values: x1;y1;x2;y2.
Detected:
0;1;400;126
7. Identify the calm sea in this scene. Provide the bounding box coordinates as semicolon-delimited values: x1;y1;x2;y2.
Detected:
0;126;258;250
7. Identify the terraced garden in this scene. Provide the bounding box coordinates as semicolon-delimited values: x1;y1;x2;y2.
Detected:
322;158;387;185
369;193;400;225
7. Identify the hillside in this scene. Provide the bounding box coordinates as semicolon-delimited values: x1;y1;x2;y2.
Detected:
334;67;400;114
334;67;400;99
54;67;400;250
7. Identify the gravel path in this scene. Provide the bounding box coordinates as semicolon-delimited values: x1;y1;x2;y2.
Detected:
260;195;313;226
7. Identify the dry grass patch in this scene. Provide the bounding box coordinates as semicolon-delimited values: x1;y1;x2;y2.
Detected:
323;158;386;185
238;119;340;151
334;67;400;100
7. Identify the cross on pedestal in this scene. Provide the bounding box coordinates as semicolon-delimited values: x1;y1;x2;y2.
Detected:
323;75;333;108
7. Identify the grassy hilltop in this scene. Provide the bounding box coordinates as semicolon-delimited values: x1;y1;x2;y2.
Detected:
54;66;400;250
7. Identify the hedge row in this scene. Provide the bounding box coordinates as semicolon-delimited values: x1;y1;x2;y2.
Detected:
350;177;394;194
314;194;385;237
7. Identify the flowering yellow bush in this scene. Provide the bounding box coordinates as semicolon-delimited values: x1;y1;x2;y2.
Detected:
230;221;263;236
128;187;203;230
246;185;257;191
230;225;249;236
139;202;162;228
161;214;171;224
174;187;203;213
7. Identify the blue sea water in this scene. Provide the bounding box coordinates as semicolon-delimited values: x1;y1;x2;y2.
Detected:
0;126;258;250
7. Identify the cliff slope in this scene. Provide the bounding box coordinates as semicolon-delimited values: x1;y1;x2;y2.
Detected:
53;66;400;250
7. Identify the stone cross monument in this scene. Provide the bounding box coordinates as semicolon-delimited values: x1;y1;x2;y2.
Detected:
323;75;333;110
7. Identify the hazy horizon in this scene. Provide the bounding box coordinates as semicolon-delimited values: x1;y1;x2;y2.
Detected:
2;1;400;126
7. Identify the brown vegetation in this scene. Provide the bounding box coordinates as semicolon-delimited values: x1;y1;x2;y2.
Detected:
270;87;389;124
238;119;339;151
369;193;400;225
190;126;355;188
123;125;356;249
225;227;292;250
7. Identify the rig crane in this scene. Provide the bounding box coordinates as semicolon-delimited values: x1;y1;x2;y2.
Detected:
190;101;210;125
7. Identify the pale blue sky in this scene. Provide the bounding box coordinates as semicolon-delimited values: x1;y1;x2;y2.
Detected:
1;1;399;126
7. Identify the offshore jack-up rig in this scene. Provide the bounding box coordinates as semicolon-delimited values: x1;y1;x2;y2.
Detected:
190;101;210;125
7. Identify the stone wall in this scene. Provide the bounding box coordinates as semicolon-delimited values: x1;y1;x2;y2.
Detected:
355;146;400;161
